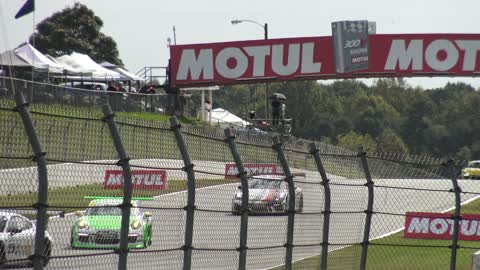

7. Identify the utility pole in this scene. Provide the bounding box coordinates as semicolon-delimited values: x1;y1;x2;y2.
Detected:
173;26;177;45
264;23;269;120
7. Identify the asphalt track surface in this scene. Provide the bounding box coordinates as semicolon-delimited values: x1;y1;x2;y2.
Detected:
3;162;480;269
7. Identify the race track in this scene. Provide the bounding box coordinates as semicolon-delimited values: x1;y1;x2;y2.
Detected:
4;163;480;269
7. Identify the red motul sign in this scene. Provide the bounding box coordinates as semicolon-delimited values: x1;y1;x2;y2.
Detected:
224;163;283;179
404;212;480;241
169;34;480;87
104;170;167;190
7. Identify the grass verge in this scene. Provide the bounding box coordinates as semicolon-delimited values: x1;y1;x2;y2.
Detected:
0;178;239;216
271;196;480;270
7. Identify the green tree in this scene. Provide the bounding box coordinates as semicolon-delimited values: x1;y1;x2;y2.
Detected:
348;93;400;137
377;129;409;153
29;3;123;66
336;131;377;153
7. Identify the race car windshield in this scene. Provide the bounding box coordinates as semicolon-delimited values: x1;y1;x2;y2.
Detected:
86;207;122;216
467;162;480;168
248;178;283;189
0;216;7;232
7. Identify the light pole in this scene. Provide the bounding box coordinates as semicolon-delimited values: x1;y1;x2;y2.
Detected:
231;19;269;120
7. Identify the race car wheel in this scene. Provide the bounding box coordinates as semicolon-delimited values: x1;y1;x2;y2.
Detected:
144;226;153;247
231;204;240;215
44;239;52;266
297;196;304;213
70;231;76;249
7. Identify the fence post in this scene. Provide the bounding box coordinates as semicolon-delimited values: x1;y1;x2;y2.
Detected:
102;104;132;270
15;92;48;270
446;159;461;270
358;146;374;270
170;117;196;270
272;136;295;270
309;143;330;270
223;128;249;270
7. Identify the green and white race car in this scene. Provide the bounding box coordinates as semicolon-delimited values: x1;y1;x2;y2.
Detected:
71;196;153;249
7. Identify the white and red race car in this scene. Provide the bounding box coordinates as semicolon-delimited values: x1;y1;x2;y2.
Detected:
0;212;52;267
231;174;304;214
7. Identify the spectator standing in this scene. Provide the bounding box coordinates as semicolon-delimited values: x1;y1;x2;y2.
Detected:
107;82;116;92
271;98;282;125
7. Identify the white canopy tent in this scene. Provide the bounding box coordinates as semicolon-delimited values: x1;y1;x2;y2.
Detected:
210;108;251;128
55;52;121;80
14;43;68;73
0;50;31;67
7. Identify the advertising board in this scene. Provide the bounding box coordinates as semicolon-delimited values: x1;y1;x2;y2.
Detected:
224;163;283;179
404;212;480;241
169;34;480;87
104;170;167;190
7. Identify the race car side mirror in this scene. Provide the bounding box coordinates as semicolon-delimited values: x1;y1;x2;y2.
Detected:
144;212;152;218
75;211;84;217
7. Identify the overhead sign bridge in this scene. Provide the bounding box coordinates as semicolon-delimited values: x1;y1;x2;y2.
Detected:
168;33;480;88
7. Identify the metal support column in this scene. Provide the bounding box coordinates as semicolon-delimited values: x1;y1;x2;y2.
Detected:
272;136;295;270
309;143;331;270
170;117;196;270
15;92;48;270
446;159;461;270
358;146;374;270
102;105;132;270
224;128;249;270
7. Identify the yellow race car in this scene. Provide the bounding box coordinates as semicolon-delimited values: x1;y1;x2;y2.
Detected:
462;160;480;179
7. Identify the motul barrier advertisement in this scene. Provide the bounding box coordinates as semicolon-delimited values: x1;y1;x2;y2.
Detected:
224;163;283;179
104;170;167;190
404;212;480;241
169;34;480;87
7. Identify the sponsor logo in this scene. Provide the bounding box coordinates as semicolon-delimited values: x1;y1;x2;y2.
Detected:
175;42;322;81
344;39;367;49
404;212;480;241
352;56;369;64
385;39;480;72
224;163;283;179
170;34;480;87
104;170;167;190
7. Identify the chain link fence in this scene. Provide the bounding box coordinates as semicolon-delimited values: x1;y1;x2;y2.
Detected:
0;79;479;270
0;76;190;115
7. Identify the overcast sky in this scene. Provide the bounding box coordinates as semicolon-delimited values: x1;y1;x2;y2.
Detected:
0;0;479;88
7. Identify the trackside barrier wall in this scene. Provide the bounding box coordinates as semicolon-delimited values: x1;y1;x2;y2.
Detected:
0;81;477;270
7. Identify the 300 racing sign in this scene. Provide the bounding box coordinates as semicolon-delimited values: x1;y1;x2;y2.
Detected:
404;212;480;241
104;170;167;190
169;34;480;87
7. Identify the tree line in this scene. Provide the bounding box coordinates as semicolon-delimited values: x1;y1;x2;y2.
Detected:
212;79;480;160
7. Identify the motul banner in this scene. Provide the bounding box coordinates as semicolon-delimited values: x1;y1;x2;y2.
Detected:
104;170;167;190
169;34;480;87
224;163;283;179
404;212;480;241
